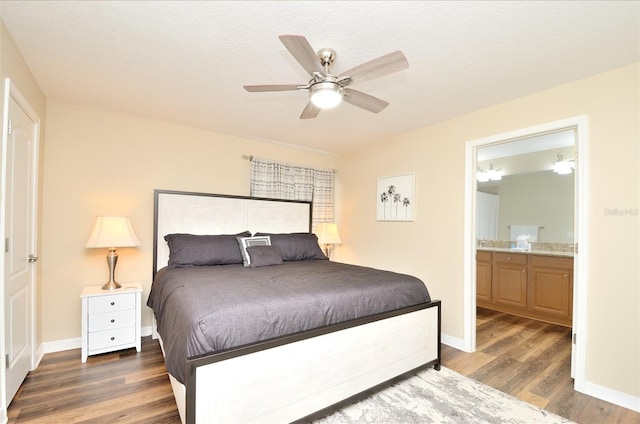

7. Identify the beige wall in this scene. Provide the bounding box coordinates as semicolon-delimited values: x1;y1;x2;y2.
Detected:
0;21;47;346
41;101;336;341
335;63;639;398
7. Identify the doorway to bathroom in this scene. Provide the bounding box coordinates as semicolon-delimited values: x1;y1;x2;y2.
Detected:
463;116;589;392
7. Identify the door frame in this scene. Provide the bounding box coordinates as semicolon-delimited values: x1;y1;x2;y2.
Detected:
463;115;588;391
0;78;40;414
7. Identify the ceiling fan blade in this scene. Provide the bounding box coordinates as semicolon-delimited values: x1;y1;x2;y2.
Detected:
343;88;389;113
243;84;300;92
300;102;321;119
338;51;408;84
279;35;324;76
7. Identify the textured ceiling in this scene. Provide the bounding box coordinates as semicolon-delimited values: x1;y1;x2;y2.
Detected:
1;1;638;154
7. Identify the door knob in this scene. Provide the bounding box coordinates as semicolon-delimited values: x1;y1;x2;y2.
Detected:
28;254;38;263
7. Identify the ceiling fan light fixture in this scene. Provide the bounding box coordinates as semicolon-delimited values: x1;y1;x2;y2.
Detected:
244;35;409;118
310;82;343;109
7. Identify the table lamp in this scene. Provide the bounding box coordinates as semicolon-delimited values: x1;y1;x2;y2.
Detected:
85;216;140;290
316;223;342;259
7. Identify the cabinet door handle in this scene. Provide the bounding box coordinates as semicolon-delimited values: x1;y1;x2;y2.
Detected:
110;302;115;306
507;257;512;261
110;319;115;323
110;337;115;341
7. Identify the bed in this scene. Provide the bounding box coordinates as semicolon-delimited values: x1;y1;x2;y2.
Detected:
149;189;441;424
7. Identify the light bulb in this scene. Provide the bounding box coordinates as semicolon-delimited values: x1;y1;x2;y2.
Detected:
310;82;343;109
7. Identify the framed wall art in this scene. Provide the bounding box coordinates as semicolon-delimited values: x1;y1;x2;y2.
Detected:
376;173;415;221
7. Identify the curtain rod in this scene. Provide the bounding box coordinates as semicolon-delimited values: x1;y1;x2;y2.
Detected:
242;154;336;173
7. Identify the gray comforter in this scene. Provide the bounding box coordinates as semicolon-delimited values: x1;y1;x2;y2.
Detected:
147;260;431;384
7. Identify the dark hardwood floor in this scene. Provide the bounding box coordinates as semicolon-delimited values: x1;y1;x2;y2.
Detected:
7;338;181;423
7;309;639;423
443;308;639;424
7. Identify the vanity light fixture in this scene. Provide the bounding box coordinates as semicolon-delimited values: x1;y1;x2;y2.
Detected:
477;167;489;182
477;163;503;182
487;164;503;181
553;153;574;175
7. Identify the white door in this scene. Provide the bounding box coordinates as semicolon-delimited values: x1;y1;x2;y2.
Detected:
3;82;39;405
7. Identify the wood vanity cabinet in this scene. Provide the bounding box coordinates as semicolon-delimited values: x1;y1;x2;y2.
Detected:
476;251;492;304
528;255;573;327
492;252;528;309
477;250;573;327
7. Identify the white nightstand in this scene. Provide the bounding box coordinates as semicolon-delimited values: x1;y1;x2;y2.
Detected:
81;282;142;363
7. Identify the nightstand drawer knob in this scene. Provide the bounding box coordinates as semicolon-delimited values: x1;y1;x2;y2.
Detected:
110;302;115;306
111;337;115;341
111;319;115;323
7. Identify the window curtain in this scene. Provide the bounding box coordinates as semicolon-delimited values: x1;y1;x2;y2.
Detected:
250;158;335;226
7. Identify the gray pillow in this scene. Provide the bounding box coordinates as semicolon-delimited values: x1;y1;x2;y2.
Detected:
246;245;283;267
164;231;251;268
254;232;327;261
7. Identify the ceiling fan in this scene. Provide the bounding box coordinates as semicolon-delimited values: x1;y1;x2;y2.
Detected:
243;35;409;119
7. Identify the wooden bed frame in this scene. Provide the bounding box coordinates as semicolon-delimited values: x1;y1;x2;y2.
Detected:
152;189;441;424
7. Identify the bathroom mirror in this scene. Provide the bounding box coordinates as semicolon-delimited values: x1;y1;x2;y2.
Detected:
476;129;575;244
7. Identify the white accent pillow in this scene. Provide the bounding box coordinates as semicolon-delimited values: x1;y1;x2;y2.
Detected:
236;236;271;267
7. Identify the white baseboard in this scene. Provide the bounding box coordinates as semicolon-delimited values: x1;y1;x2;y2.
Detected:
582;381;640;413
141;325;152;337
441;332;465;351
33;344;45;369
40;325;154;354
42;337;81;354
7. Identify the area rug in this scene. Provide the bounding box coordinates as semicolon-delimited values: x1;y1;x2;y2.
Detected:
314;367;574;424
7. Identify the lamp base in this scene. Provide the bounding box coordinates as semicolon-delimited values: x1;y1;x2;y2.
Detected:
101;280;122;290
102;248;121;290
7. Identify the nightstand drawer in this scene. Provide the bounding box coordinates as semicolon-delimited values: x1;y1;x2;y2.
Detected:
88;326;136;350
88;309;136;332
88;293;135;314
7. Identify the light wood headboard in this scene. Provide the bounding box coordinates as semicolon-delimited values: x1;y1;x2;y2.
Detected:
153;190;312;274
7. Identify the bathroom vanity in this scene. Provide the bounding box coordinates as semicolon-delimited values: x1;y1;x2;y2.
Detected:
477;248;573;327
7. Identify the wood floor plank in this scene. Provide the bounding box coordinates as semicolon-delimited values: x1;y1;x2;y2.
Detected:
439;347;495;376
516;388;549;409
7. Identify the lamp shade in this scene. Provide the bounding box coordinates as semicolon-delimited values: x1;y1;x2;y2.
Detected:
85;216;140;248
316;223;342;245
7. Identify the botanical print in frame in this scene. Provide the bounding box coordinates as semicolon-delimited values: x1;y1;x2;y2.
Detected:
377;173;415;221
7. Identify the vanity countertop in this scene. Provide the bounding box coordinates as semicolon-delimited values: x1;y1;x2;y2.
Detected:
477;247;574;258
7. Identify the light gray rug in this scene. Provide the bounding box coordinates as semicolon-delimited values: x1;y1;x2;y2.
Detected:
314;367;574;424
